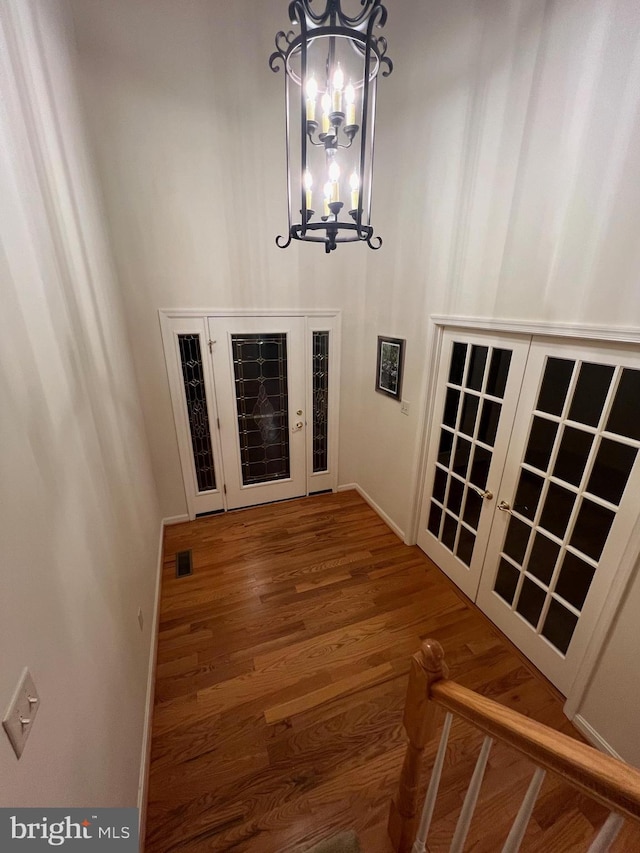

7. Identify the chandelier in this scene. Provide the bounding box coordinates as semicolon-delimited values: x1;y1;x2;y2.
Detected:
269;0;393;253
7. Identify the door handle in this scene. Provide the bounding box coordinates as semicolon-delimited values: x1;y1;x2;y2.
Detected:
498;500;513;514
470;484;493;501
292;421;304;431
296;410;303;416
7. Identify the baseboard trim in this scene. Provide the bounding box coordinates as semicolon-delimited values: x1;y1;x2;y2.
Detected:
162;513;189;526
137;518;165;849
338;483;405;541
572;714;623;760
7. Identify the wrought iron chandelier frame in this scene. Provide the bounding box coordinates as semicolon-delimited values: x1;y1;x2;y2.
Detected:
270;0;393;253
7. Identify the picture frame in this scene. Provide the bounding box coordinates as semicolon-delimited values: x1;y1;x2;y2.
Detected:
375;336;405;400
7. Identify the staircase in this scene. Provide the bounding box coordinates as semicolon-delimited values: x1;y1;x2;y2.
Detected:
388;640;640;852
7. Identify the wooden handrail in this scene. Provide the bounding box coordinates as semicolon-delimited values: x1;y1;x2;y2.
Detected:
388;639;640;853
430;678;640;822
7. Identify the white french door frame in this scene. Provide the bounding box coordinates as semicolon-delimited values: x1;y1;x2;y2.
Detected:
409;315;640;719
159;309;341;515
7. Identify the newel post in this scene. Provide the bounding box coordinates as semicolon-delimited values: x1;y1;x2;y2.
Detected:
388;639;449;853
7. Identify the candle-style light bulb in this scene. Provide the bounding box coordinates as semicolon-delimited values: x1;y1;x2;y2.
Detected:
349;171;359;210
305;75;318;122
332;63;344;113
345;81;356;125
303;169;313;211
329;160;340;203
323;181;332;216
321;92;331;134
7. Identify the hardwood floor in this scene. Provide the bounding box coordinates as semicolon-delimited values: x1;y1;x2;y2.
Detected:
145;491;639;852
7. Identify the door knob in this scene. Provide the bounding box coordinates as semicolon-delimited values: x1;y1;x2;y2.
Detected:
470;484;493;500
498;500;513;514
295;421;303;429
296;410;303;416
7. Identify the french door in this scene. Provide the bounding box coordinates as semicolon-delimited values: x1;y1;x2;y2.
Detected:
161;312;339;517
419;329;640;695
208;316;306;510
417;330;531;600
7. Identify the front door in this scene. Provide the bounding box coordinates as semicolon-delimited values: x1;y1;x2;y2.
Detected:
209;316;307;510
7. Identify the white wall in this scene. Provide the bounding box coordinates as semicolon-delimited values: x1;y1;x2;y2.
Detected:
0;0;160;806
66;0;640;760
577;557;640;767
356;0;640;535
68;0;368;520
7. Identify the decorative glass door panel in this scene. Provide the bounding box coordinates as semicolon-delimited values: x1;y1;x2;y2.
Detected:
477;340;640;695
417;331;531;599
231;333;291;485
312;330;330;473
178;334;217;492
210;316;307;510
160;316;225;517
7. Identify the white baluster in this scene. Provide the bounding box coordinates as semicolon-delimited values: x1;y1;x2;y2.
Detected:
411;711;453;853
449;735;493;853
501;767;546;853
587;812;625;853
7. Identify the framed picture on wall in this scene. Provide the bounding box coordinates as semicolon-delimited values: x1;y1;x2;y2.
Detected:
376;336;405;400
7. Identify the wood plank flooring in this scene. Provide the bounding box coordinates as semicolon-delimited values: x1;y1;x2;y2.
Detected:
145;491;640;852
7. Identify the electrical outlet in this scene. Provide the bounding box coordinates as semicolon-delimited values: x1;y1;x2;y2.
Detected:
401;400;411;416
137;608;144;631
2;668;40;759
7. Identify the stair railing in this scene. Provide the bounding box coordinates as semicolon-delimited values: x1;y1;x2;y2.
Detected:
388;639;640;853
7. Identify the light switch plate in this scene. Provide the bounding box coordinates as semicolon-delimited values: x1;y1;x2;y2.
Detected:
2;668;40;759
400;400;410;416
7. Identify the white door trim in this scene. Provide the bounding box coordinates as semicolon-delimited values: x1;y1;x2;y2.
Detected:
159;314;225;518
410;314;640;714
159;309;341;514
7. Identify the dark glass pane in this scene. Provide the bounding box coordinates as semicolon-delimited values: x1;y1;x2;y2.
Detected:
606;369;640;441
478;400;502;447
486;349;512;398
467;346;488;391
539;484;575;539
537;358;574;416
438;430;454;467
568;362;614;427
569;499;615;561
514;470;544;520
524;417;558;472
178;334;216;492
503;516;531;565
527;533;560;586
442;513;457;552
463;489;482;530
433;466;447;503
494;559;520;605
552;427;594;486
447;477;464;516
232;333;290;485
516;577;546;627
449;342;467;385
555;552;595;611
587;439;637;505
312;331;329;473
456;526;476;567
470;446;491;490
443;388;460;428
460;394;480;437
542;600;578;654
452;437;472;478
427;502;442;537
